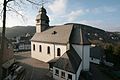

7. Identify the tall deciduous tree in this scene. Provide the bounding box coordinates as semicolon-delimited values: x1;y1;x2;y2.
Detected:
0;0;43;79
114;45;120;56
105;44;114;54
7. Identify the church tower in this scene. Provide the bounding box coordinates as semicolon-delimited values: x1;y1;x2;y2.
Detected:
36;6;49;33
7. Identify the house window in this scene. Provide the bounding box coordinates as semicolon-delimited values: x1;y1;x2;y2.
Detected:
57;48;61;56
33;44;35;51
61;71;65;79
39;45;42;52
47;46;50;54
68;74;72;80
7;44;11;49
91;58;93;60
55;69;59;76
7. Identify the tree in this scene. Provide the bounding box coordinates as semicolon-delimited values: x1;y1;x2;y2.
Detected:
114;45;120;56
104;43;120;66
0;0;43;79
104;44;114;54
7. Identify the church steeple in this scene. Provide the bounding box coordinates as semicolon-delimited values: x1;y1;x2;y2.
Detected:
36;6;49;33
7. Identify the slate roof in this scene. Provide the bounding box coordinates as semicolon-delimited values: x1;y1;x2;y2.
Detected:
31;23;90;45
31;24;73;44
54;45;82;73
90;46;104;59
69;24;90;45
48;57;60;63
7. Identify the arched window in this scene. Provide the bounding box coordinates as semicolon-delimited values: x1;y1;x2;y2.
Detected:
57;48;61;56
47;46;50;54
39;45;42;52
33;44;35;51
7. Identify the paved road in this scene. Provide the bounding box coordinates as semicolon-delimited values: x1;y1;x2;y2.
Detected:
14;51;53;80
90;63;113;80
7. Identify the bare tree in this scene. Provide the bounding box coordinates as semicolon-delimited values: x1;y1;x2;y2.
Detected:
0;0;44;79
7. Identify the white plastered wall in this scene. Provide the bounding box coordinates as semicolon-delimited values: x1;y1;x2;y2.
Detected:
82;45;90;71
36;24;41;33
53;67;76;80
76;62;82;80
72;44;90;71
31;41;67;62
55;44;67;57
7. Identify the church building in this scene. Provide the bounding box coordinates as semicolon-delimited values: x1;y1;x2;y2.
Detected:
31;6;91;80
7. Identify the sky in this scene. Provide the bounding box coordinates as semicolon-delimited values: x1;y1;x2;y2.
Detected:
0;0;120;32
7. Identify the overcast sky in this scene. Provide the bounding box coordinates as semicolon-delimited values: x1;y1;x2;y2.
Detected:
0;0;120;31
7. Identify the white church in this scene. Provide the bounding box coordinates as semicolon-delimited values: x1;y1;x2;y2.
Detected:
31;6;91;80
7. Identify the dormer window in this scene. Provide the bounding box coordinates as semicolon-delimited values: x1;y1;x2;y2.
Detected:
52;31;57;35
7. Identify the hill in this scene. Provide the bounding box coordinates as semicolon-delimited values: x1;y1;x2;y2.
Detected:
0;26;35;38
0;25;120;45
